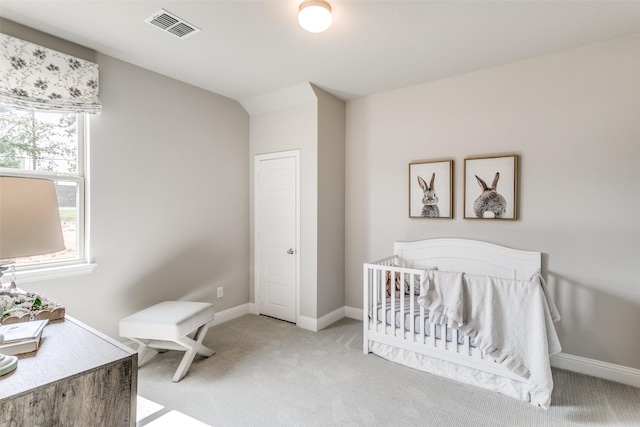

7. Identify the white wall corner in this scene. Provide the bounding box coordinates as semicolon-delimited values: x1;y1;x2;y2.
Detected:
297;306;346;332
297;315;318;332
317;306;345;330
249;302;259;315
345;306;363;321
239;83;317;115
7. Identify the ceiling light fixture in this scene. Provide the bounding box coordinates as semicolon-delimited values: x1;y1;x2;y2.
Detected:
298;0;332;33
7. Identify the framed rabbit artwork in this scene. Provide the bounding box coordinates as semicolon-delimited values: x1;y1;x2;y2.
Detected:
464;154;518;220
409;160;453;219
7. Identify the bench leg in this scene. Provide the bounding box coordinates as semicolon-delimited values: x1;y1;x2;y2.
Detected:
132;338;150;366
172;322;215;382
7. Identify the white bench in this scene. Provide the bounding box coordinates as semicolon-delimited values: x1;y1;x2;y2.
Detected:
119;301;216;382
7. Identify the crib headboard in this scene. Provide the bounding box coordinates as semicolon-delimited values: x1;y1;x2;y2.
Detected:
393;238;540;280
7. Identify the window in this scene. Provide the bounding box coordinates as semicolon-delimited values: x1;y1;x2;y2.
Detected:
0;107;90;277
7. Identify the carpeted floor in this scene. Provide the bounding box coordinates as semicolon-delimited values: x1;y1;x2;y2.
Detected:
136;315;640;426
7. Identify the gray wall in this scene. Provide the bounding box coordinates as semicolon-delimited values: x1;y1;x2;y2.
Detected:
3;20;250;338
345;34;640;369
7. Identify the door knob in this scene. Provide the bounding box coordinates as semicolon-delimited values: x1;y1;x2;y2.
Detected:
287;248;294;255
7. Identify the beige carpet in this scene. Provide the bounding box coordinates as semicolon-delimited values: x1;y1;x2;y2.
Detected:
136;314;640;426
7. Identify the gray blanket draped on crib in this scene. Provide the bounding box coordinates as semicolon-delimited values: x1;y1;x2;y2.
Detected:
417;269;561;409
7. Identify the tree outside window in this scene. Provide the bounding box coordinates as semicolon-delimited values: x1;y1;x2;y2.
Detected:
0;108;77;172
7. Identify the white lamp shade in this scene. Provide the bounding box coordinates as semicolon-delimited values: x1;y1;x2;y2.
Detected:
298;1;332;33
0;176;65;260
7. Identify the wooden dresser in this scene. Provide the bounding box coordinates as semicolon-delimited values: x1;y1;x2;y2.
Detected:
0;316;137;427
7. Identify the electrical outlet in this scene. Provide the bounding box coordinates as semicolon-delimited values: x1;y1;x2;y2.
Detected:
217;287;223;298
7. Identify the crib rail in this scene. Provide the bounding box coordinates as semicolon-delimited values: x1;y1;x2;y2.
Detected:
362;258;522;380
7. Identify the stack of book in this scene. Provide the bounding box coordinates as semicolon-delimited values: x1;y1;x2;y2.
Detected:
0;319;49;355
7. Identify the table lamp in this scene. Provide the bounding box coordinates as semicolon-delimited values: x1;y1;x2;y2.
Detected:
0;176;65;376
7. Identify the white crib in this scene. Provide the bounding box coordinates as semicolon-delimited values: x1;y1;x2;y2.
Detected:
363;238;559;407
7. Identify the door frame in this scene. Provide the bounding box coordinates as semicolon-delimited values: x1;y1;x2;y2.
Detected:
254;150;301;324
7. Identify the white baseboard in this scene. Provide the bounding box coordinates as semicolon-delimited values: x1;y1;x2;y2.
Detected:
249;304;348;332
550;352;640;388
298;306;345;332
211;303;251;326
345;306;640;388
345;306;363;321
296;316;317;332
318;306;345;330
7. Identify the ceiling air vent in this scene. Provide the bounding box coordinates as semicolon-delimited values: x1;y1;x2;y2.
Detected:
145;9;200;39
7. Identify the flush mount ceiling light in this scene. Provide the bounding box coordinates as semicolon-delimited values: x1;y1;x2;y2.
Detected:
298;0;332;33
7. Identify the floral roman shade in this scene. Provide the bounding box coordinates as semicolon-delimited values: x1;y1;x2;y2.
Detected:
0;34;102;114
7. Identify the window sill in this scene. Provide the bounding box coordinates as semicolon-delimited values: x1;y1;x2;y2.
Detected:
7;263;97;286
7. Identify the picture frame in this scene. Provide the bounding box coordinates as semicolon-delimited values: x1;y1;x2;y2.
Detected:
463;154;518;220
409;160;453;219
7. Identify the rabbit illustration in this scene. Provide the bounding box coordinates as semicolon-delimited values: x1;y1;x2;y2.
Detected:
473;172;506;218
418;173;440;217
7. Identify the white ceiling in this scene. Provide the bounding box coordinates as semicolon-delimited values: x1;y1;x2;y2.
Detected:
1;1;639;103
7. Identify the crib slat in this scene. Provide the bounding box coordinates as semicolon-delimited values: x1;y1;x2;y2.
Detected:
399;273;405;336
409;273;415;340
374;269;379;330
390;271;396;336
419;306;426;345
441;325;453;350
378;271;385;333
372;269;378;330
440;325;453;350
430;321;437;347
464;332;470;356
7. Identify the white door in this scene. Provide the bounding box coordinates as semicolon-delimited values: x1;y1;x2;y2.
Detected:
255;152;298;323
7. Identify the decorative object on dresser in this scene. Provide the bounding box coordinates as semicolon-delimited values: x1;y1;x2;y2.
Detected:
463;154;518;220
0;293;65;325
363;238;561;408
408;160;453;219
0;319;48;356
